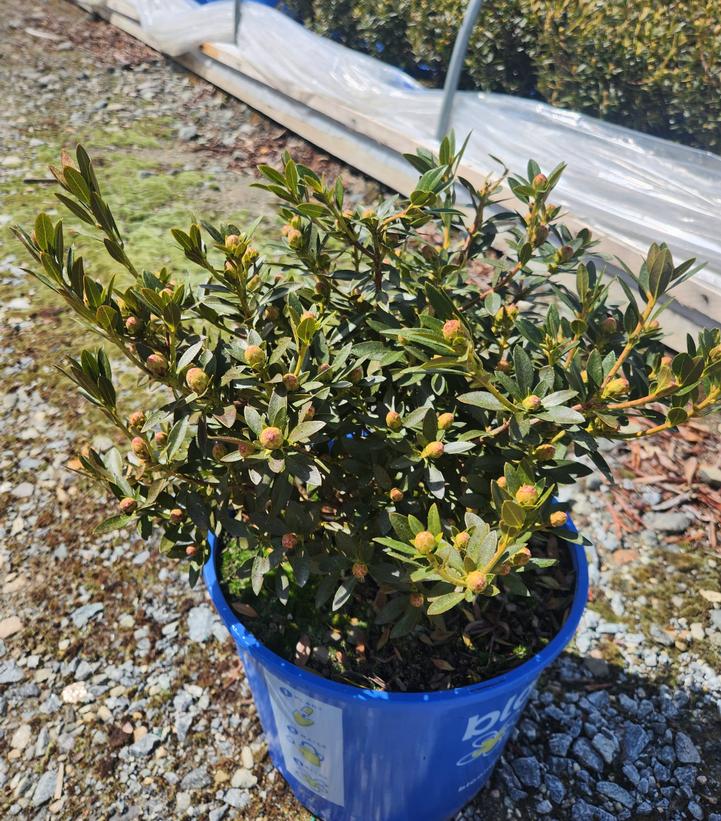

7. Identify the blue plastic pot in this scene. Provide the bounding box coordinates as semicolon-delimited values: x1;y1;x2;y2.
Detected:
204;532;588;821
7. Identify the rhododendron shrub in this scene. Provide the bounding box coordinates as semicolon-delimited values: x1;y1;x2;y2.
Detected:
14;139;721;637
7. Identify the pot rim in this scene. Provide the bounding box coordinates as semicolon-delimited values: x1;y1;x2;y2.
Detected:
204;525;589;704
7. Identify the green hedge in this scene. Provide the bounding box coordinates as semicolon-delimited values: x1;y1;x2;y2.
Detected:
283;0;721;154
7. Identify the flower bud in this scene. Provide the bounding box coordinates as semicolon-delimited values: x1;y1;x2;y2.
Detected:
532;173;548;189
661;354;674;367
557;245;574;262
549;510;568;528
532;224;549;247
708;344;721;362
131;436;149;459
315;278;330;297
409;592;424;608
242;247;258;266
498;561;512;576
212;442;227;461
465;571;487;594
119;497;137;514
282;373;299;391
533;443;556;461
185;367;210;394
515;484;539;506
442;319;465;343
522;395;542;412
154;431;168;446
125;316;143;335
453;531;470;550
361;207;375;220
602;377;630;399
512;547;532;567
386;410;402;431
185;545;198;557
128;410;146;430
265;305;280;321
282;532;298;551
146;353;168;376
496;476;507;489
287;228;302;248
421;441;444;460
437;412;454;430
169;508;185;524
351;562;368;581
237;441;256;457
259;426;284;450
600;316;617;334
497;359;511;373
304;405;316;420
348;366;363;384
413;531;436;554
389;488;404;503
244;345;266;369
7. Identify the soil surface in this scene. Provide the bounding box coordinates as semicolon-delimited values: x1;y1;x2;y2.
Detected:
1;2;721;820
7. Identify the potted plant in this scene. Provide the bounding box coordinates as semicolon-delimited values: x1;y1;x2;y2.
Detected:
14;139;721;821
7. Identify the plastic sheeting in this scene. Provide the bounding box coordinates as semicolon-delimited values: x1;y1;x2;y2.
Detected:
130;0;721;289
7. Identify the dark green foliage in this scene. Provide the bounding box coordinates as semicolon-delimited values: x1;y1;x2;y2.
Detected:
14;140;721;638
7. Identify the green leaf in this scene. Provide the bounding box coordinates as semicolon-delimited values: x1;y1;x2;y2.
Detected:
389;512;413;542
513;347;534;395
501;500;526;529
542;390;577;407
34;213;55;252
427;591;465;616
166;417;190;460
287;420;326;444
374;537;417;555
244;406;263;436
667;407;688;426
94;513;133;534
251;554;270;595
177;340;204;372
332;578;356;611
458;391;506;411
537;406;585;424
427;504;442;536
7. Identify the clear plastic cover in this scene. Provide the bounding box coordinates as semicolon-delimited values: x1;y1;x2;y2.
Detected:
128;0;721;293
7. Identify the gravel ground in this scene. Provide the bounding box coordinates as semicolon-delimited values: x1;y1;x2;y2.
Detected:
1;2;721;819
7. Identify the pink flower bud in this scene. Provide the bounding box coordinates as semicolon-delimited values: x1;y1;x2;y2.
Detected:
119;497;137;514
515;484;539;506
185;367;210;394
146;353;168;376
259;426;283;450
421;441;444;460
466;571;487;593
437;412;454;430
282;532;298;551
282;373;299;391
351;562;368;581
244;345;266;369
386;410;402;431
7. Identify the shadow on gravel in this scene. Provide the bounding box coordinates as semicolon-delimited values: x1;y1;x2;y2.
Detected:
473;651;721;820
